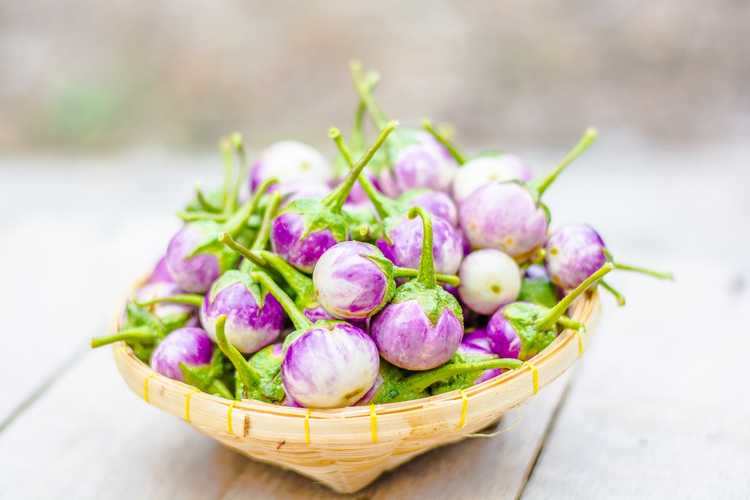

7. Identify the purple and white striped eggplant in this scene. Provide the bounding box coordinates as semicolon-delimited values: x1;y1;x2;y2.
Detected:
312;241;461;320
371;208;464;370
249;141;334;195
200;271;285;354
486;263;613;360
252;270;380;408
330;129;464;275
165;178;276;292
150;327;214;381
270;122;397;273
544;224;673;305
460;128;598;257
458;249;521;315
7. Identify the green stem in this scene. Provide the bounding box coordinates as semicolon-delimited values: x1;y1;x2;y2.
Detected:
393;266;460;286
614;262;674;281
422;118;466;165
257;251;316;305
407;206;437;289
251;271;312;331
228;132;246;215
531;127;598;198
218;232;269;269
136;294;204;308
214;315;260;388
209;379;234;400
195;185;221;213
322;121;397;212
350;60;388;129
220;138;235;214
329;127;395;219
557;315;583;330
352;71;380;153
222;177;276;237
600;279;626;306
90;327;157;348
405;358;524;392
536;262;614;330
252;191;280;251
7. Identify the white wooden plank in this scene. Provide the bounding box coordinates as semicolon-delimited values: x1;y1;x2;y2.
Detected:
522;260;750;500
0;347;247;500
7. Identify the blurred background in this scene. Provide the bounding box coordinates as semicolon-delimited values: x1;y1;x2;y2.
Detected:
1;2;749;498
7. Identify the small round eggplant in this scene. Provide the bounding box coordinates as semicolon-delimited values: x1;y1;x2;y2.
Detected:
544;224;673;304
400;189;458;227
371;208;464;370
452;154;533;203
458;249;521;315
252;271;380;408
150;327;214;381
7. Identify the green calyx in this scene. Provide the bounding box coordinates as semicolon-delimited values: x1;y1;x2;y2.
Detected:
240;344;285;403
527;128;598;202
251;270;312;331
321;120;398;213
90;302;169;353
518;274;559;309
372;355;523;404
214;315;261;393
504;262;614;360
208;269;265;307
180;349;233;400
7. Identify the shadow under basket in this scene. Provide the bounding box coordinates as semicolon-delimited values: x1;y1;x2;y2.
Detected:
113;291;600;494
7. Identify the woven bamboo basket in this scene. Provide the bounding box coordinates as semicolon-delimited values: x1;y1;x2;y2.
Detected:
112;288;599;493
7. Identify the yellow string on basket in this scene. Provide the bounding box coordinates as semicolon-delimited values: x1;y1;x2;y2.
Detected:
304;408;312;445
369;403;379;443
227;402;236;436
457;390;469;430
183;389;199;423
523;361;539;394
143;374;157;403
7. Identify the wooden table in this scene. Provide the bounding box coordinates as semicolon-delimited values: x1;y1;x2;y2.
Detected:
1;145;748;499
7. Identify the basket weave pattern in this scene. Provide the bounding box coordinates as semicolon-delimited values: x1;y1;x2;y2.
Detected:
113;292;599;493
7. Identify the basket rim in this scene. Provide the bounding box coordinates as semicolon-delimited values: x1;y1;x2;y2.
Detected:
112;286;599;421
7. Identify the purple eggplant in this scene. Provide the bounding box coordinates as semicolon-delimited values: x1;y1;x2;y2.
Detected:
252;270;380;408
331;129;464;275
458;249;522;315
165;177;276;292
486;262;613;360
150;327;214;381
544;224;673;305
371;207;464;370
460;128;598;257
270;122;397;273
312;240;460;320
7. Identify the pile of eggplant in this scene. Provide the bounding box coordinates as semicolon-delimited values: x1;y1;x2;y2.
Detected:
92;63;671;408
